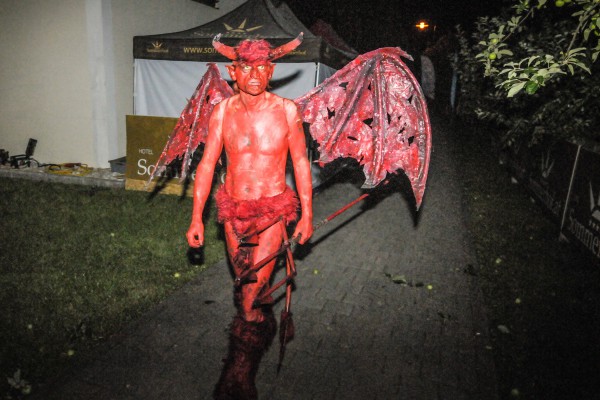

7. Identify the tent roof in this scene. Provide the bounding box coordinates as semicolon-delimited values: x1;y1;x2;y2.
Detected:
133;0;356;69
309;19;357;55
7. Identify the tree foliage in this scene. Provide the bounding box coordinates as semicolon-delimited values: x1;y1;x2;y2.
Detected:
479;0;599;97
454;0;600;146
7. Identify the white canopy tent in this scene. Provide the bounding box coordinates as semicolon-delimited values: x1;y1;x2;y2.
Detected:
133;0;356;118
134;60;335;118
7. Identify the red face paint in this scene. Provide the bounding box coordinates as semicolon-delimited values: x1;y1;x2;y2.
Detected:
231;62;273;96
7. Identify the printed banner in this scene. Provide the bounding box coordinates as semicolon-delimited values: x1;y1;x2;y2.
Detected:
125;115;195;196
525;139;578;223
561;147;600;265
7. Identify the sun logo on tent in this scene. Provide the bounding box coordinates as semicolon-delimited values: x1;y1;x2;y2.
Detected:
147;41;168;54
223;18;263;33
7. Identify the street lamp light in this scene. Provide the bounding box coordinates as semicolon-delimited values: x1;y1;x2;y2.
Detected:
415;20;429;31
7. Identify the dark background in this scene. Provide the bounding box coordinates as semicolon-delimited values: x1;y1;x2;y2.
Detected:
284;0;505;52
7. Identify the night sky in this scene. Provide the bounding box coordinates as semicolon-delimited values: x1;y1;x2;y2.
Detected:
283;0;505;52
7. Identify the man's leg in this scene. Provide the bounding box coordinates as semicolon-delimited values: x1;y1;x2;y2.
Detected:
224;221;284;322
216;222;282;400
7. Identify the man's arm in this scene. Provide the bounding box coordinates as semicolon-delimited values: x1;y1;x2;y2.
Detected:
186;103;225;248
285;100;313;244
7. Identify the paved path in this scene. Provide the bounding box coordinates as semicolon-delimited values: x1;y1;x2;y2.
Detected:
33;120;498;399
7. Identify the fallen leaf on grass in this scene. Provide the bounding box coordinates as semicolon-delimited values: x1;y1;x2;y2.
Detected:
497;324;511;334
437;312;455;321
463;264;478;276
384;273;428;288
384;273;407;285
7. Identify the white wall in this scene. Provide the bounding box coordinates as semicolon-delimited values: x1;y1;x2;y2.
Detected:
111;0;245;166
1;0;94;166
0;0;244;168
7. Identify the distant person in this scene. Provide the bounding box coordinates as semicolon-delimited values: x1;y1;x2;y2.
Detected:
420;52;436;102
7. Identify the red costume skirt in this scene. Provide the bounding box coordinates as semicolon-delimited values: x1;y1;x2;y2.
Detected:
215;186;299;237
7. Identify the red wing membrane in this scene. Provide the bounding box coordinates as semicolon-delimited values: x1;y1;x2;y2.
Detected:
295;48;431;208
148;63;234;183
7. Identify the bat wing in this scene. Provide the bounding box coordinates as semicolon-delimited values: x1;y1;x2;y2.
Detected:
148;63;234;183
295;48;431;208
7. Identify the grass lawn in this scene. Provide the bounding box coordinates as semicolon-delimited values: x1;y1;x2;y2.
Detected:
0;178;225;397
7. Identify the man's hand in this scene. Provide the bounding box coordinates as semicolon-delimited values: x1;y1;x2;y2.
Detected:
293;216;313;245
187;220;205;248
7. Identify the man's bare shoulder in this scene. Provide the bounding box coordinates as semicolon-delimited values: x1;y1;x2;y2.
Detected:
214;96;233;111
266;94;298;114
209;98;230;122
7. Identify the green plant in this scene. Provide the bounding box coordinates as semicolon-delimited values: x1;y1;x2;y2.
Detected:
477;0;599;97
454;8;600;147
6;369;31;399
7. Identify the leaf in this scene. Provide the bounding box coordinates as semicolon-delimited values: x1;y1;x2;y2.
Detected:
525;56;533;66
437;311;453;320
572;10;584;17
507;81;526;97
574;61;591;74
569;47;586;55
464;264;478;276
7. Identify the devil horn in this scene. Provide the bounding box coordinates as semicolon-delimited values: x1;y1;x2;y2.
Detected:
269;32;304;61
212;34;238;60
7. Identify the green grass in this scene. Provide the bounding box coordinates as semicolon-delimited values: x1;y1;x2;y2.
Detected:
0;178;225;397
452;122;600;400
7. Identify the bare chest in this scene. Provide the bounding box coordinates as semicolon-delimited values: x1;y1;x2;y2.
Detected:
222;105;289;155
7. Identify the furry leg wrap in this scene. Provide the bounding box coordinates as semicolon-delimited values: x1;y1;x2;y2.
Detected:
213;312;277;400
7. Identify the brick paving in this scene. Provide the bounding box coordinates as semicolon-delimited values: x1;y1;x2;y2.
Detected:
33;120;499;400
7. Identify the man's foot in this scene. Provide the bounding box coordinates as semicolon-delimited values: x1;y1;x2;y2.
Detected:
213;313;276;400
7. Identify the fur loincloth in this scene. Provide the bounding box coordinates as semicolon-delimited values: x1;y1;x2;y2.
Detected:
215;186;299;237
216;186;299;274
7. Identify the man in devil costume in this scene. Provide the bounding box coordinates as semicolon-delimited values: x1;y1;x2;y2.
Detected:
186;34;313;399
150;26;432;398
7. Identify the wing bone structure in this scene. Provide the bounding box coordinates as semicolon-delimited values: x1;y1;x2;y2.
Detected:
295;47;431;208
148;64;234;184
